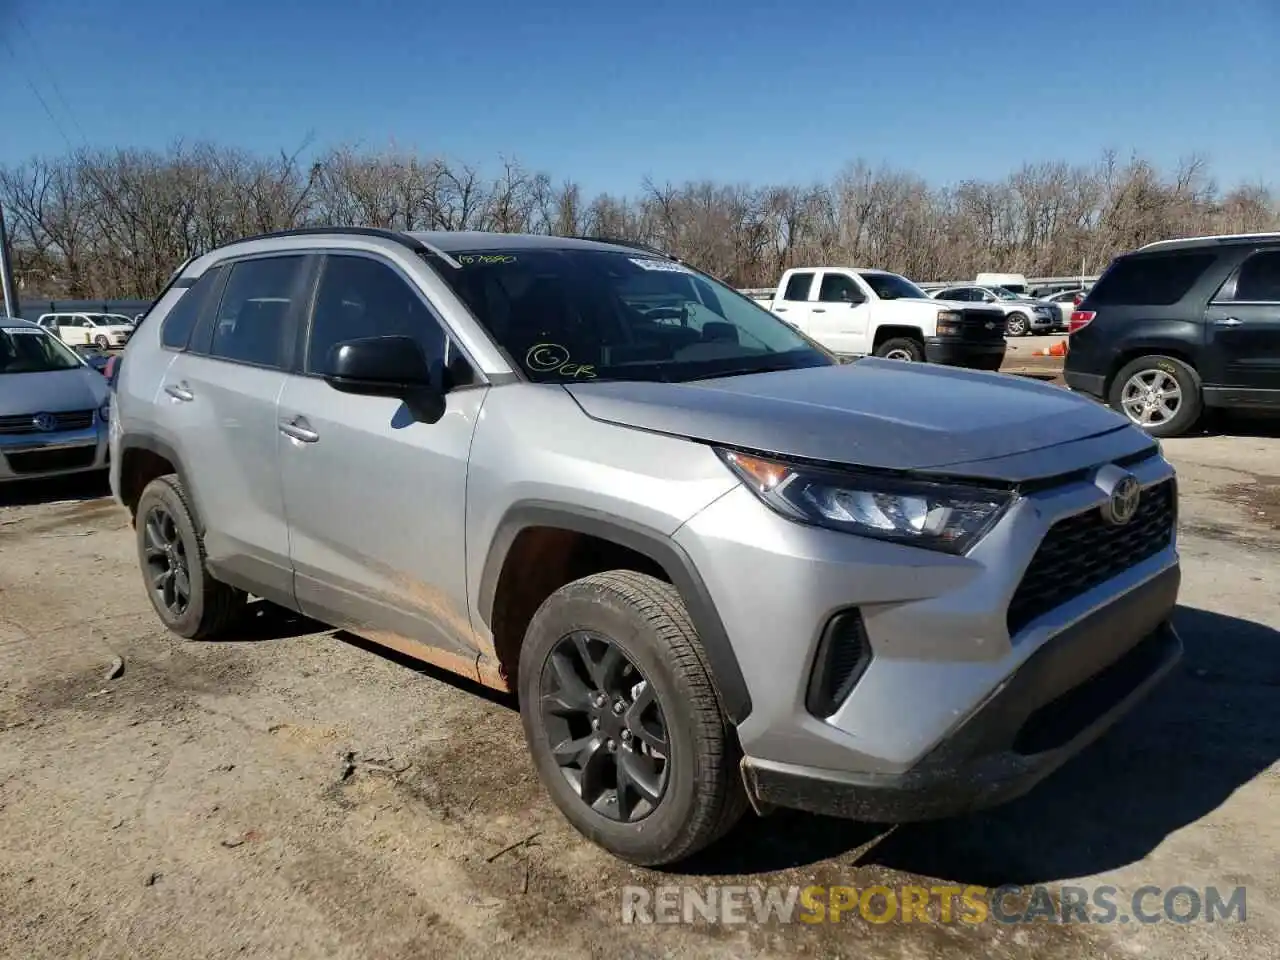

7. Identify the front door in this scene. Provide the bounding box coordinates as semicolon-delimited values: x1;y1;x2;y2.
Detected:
277;252;487;678
811;270;872;355
1203;249;1280;400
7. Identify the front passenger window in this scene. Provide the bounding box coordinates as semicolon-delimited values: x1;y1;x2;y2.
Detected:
306;255;446;374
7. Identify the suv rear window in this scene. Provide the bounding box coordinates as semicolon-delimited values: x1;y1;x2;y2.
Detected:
1087;252;1218;306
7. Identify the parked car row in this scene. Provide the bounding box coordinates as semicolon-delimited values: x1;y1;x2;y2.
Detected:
35;311;135;349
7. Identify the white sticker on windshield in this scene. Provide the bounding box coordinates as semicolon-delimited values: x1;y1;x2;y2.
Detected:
629;257;692;274
4;327;42;335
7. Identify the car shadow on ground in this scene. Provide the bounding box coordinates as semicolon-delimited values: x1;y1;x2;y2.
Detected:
1197;410;1280;439
229;599;333;643
673;604;1278;881
0;471;111;508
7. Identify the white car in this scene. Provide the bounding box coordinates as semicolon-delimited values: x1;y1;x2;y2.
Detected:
1040;288;1089;326
36;312;135;350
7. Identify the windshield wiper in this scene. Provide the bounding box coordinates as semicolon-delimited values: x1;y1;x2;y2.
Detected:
679;362;798;382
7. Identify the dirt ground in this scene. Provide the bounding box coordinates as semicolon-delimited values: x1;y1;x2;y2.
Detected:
1;414;1277;960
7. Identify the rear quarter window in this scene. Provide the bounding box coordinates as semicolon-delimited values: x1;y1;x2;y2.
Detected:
161;266;224;350
1087;252;1218;306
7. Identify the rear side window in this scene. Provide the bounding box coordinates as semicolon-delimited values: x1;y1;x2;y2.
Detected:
783;272;814;302
207;257;306;369
1232;251;1280;302
161;266;223;350
1088;252;1218;306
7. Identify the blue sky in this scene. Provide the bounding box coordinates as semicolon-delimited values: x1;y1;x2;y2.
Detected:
2;0;1276;196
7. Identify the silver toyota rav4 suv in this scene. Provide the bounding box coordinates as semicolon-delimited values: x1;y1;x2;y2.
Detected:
110;228;1183;866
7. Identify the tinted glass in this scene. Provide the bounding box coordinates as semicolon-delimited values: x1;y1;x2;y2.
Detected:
307;255;446;374
208;257;303;368
860;273;929;300
782;272;814;301
1088;252;1218;306
819;273;863;302
1232;251;1280;302
161;266;223;350
430;248;831;384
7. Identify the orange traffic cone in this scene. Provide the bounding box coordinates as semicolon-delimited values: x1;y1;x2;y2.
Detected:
1032;339;1068;358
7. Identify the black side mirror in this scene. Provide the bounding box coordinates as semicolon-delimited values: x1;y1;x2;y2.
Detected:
323;335;445;424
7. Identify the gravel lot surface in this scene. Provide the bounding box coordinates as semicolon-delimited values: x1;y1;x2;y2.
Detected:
1;403;1276;960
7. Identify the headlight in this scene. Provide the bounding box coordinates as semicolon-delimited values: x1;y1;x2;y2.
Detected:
717;449;1014;555
935;309;963;336
99;400;112;424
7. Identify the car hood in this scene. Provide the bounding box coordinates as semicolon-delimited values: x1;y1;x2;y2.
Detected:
564;359;1144;481
0;368;108;416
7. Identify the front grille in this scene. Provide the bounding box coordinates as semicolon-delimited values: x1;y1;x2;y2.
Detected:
0;410;96;435
3;445;97;475
1007;478;1176;636
959;309;1008;340
806;609;873;718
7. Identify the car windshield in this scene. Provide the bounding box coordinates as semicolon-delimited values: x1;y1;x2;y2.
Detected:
431;248;834;383
102;314;133;325
858;272;929;301
0;327;84;373
991;287;1021;300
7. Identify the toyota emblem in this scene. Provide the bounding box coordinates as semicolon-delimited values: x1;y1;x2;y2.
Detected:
1102;474;1142;526
32;412;57;432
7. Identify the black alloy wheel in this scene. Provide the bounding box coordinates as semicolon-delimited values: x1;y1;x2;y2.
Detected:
142;504;192;618
539;630;669;822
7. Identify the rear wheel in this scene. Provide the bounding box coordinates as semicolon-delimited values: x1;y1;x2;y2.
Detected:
518;570;747;866
874;337;925;362
1108;355;1203;438
135;475;247;639
1005;312;1030;337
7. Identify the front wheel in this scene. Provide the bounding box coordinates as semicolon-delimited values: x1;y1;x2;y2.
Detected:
1005;312;1030;337
874;337;925;362
94;334;111;350
1108;355;1203;438
518;570;746;866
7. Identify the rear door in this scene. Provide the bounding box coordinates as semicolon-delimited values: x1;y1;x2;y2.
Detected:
811;270;872;354
772;271;816;330
1203;248;1280;399
157;253;314;603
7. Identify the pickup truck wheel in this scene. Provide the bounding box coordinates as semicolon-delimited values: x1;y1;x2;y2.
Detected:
874;337;924;362
1005;312;1030;337
518;570;747;866
1109;355;1203;438
135;475;248;639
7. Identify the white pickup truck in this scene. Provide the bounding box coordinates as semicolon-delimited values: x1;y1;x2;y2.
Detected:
762;267;1008;370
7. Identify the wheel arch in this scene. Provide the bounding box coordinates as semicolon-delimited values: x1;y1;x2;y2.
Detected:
1105;343;1202;398
477;502;753;725
117;432;203;531
872;325;925;350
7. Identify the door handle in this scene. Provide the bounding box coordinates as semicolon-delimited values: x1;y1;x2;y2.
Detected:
1214;316;1243;327
279;417;319;443
774;306;788;311
813;307;826;313
164;382;194;402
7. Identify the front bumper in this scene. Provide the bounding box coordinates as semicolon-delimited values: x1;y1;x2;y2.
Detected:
743;575;1181;821
674;440;1179;819
0;424;109;482
924;336;1006;370
1028;311;1059;332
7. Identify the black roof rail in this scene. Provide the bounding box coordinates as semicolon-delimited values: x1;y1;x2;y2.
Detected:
221;226;462;268
562;235;682;261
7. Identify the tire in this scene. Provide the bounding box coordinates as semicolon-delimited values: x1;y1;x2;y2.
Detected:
518;570;747;866
1005;312;1030;337
94;334;111;350
873;337;925;362
135;474;247;639
1108;355;1203;438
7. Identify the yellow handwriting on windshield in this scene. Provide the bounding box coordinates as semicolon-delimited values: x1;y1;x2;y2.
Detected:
525;343;597;379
